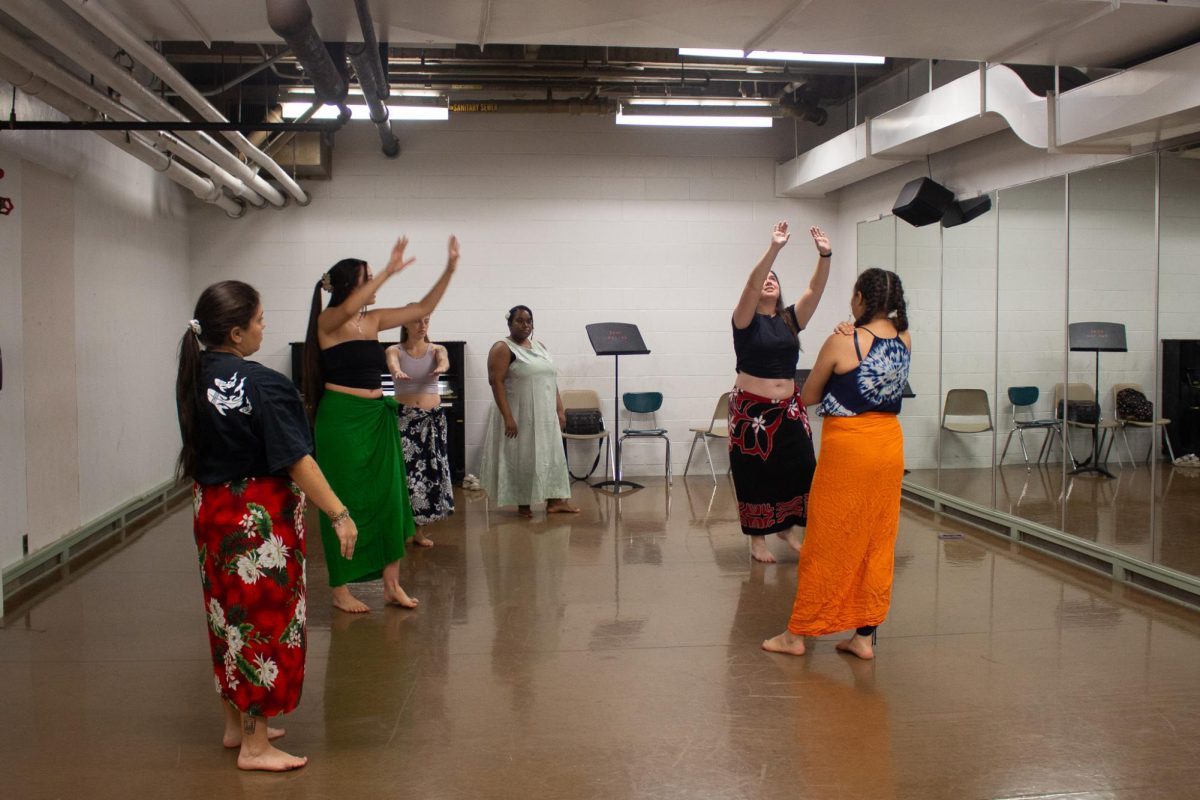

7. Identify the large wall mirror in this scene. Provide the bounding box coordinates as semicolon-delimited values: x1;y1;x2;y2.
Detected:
857;151;1200;592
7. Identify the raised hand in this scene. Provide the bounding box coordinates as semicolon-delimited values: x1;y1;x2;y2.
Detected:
810;226;832;256
447;235;460;270
771;220;791;248
385;236;416;277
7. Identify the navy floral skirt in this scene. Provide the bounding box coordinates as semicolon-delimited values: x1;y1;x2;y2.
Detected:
398;405;455;526
727;386;815;535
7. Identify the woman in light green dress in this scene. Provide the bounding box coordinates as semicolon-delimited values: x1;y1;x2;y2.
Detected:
480;305;580;518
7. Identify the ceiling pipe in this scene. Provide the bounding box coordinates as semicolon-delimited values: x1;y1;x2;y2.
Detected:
62;0;310;205
0;0;282;207
350;0;388;99
347;0;398;156
0;23;257;206
266;0;348;105
0;54;244;217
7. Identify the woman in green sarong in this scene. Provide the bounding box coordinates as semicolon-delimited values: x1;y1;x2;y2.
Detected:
303;235;459;613
480;305;580;518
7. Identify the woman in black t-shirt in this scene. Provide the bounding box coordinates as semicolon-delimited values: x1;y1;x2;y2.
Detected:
176;280;356;773
729;221;833;563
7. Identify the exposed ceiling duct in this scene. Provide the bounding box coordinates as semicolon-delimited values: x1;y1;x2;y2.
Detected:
345;0;399;157
265;0;347;106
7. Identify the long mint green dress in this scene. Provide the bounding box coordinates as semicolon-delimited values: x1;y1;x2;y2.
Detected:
480;338;571;507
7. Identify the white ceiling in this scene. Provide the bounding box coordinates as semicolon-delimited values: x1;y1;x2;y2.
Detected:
103;0;1200;67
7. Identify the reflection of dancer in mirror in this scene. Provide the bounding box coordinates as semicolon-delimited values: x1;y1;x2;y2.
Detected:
178;281;358;771
480;306;580;518
729;221;833;563
386;314;455;547
763;268;911;660
304;236;459;613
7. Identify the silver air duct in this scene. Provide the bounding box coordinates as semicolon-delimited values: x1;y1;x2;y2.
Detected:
266;0;347;105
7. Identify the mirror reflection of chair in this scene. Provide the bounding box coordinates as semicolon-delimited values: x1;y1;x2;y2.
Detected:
619;391;671;485
1112;382;1175;465
561;389;614;483
939;389;994;463
999;386;1062;468
683;392;730;483
1053;382;1121;468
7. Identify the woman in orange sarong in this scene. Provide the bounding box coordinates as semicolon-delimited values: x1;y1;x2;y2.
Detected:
762;268;911;661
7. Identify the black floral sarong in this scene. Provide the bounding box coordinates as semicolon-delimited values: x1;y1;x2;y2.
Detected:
398;405;455;526
727;386;815;535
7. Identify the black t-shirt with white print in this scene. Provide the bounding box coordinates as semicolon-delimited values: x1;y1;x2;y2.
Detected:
193;351;314;486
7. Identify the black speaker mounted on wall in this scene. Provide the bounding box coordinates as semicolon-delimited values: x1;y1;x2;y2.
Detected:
941;195;993;228
892;177;954;227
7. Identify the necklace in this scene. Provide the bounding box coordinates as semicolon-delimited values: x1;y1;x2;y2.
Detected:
353;308;366;338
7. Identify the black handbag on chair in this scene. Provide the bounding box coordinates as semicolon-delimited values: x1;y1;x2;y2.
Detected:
564;409;604;435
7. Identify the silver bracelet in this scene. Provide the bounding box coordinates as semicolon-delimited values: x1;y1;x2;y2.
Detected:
329;508;351;526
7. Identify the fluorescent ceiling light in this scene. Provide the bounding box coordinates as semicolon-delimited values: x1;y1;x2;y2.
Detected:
627;98;772;107
284;87;441;97
281;102;448;121
615;110;772;128
747;50;885;64
678;47;884;65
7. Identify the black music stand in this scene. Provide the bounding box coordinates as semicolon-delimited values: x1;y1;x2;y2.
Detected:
1068;322;1126;479
586;323;651;495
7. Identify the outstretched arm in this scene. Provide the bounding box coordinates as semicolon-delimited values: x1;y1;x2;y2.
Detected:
792;226;833;329
370;235;459;332
319;236;415;335
732;221;789;330
384;345;411;381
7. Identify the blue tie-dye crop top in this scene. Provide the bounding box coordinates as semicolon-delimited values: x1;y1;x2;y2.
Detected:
818;330;911;417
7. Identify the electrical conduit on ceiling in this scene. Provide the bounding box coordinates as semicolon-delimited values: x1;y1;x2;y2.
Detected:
0;0;284;207
62;0;310;205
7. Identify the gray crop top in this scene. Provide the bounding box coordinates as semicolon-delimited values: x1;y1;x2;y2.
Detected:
392;346;441;395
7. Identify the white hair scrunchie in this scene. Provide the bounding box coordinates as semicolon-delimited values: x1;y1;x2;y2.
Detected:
189;319;202;336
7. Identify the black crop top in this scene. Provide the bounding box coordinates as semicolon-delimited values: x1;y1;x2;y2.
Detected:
320;340;386;390
732;307;802;379
193;352;314;485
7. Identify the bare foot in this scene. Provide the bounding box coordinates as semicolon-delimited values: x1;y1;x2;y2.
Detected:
776;529;803;553
547;500;580;514
749;537;777;563
224;726;285;748
331;586;370;614
237;743;308;772
385;584;419;609
517;505;534;518
836;634;875;660
761;631;806;656
412;527;434;547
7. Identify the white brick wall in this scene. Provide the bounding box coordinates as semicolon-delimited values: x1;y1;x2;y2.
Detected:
190;116;838;477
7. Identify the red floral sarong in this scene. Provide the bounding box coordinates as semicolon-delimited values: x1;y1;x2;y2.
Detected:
193;477;306;718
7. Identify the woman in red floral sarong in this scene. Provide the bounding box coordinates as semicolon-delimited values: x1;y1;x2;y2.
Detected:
176;280;358;772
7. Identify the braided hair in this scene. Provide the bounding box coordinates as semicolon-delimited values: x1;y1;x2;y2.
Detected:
303;258;369;419
853;268;908;332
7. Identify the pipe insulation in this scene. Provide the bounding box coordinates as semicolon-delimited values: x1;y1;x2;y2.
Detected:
0;54;245;216
0;0;282;206
62;0;309;204
266;0;347;104
0;24;256;205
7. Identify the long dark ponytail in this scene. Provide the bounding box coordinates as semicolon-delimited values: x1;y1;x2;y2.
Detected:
853;268;908;332
176;281;261;479
303;258;368;420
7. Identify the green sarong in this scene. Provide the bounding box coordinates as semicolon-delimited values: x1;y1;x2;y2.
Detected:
315;391;415;586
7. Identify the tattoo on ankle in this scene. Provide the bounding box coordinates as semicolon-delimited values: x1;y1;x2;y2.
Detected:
243;715;258;735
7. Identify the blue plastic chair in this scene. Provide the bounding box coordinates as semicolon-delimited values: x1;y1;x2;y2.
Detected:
620;392;671;485
999;386;1061;467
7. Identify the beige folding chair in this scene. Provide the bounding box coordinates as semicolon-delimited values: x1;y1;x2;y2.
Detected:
561;389;614;482
1052;382;1121;467
940;389;994;466
683;392;730;483
1112;382;1175;464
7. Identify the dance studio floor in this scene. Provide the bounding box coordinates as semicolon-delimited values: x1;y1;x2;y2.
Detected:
907;464;1200;579
3;476;1200;799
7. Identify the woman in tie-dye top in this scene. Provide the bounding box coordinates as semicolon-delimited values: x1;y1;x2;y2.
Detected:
763;268;911;662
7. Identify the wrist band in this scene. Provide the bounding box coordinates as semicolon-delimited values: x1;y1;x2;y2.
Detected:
329;508;351;526
820;251;832;258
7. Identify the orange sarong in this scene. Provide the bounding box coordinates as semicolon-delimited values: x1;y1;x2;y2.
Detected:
788;413;904;636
